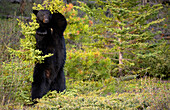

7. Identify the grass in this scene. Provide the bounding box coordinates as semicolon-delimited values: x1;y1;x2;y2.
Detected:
0;18;21;62
1;77;169;109
32;78;170;109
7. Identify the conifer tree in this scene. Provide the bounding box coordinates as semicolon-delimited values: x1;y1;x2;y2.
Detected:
76;0;164;76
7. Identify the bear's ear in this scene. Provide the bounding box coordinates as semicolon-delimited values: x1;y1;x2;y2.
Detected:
52;11;67;33
33;10;39;15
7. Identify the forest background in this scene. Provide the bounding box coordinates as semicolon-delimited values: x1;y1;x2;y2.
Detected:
0;0;169;109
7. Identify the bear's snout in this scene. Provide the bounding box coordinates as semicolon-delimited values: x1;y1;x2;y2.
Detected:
43;17;49;23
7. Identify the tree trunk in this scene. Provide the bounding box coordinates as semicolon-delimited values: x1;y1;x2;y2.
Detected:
118;38;123;76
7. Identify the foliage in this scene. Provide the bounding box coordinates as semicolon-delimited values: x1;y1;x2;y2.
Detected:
75;0;166;77
0;57;33;104
137;42;170;78
0;76;169;109
65;47;112;80
0;18;33;105
31;78;170;109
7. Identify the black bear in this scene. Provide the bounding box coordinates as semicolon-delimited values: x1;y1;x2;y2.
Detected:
32;10;67;101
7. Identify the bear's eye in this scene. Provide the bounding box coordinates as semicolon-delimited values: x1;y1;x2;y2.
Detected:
38;12;44;16
40;13;44;16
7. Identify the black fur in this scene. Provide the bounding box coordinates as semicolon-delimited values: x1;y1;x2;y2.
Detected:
32;10;67;101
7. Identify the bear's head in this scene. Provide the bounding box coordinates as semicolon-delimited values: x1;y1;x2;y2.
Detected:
33;10;52;28
33;10;67;35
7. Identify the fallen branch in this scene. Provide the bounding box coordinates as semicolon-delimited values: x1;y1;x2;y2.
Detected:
0;15;31;21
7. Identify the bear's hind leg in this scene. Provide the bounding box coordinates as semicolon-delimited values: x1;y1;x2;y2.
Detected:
31;65;51;100
31;80;50;100
50;69;66;92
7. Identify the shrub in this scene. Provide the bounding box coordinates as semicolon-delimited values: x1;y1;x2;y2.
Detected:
137;41;170;78
0;58;33;104
65;47;112;80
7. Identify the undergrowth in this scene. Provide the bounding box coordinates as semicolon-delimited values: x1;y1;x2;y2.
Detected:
1;77;169;109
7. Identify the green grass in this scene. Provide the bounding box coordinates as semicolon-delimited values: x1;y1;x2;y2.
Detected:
32;78;170;109
0;18;20;62
1;77;169;109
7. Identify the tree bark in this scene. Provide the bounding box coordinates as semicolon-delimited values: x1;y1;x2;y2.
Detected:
118;38;123;76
